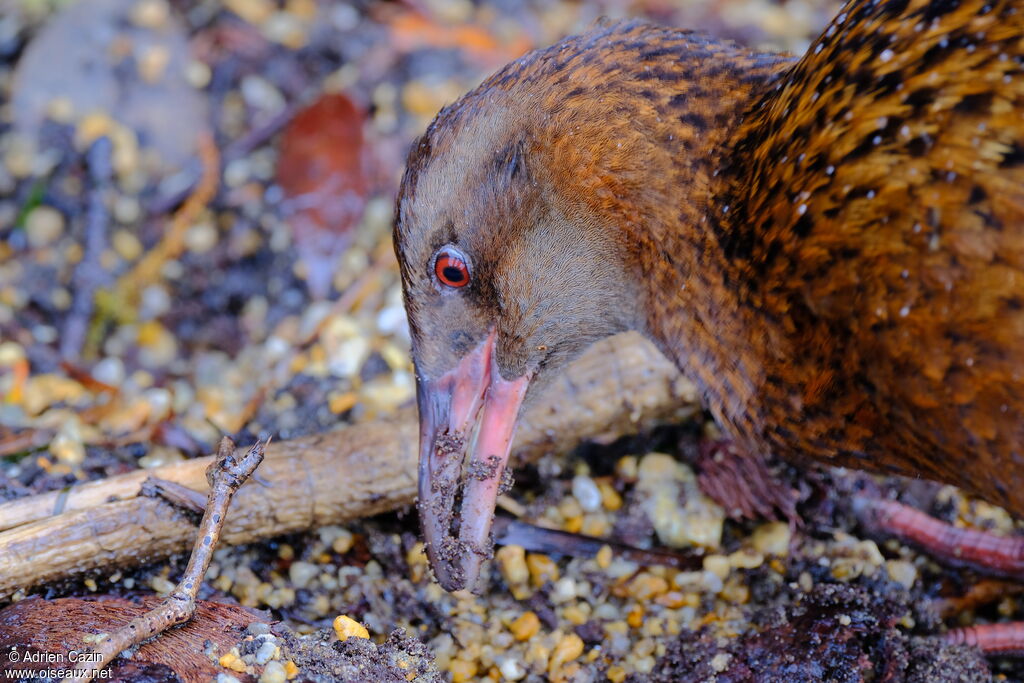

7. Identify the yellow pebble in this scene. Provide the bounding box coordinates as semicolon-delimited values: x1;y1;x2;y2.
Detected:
581;515;608;537
329;391;358;414
548;633;584;677
333;615;369;641
449;658;477;683
728;549;765;569
751;521;791;556
626;605;644;628
219;649;248;673
563;515;583;533
137;320;166;346
615;455;638;480
628;573;669;601
496;545;529;587
720;577;750;604
596;544;613;569
562;603;588;625
526;553;560;587
607;665;628;683
598;480;623;510
656;591;700;608
284;661;299;679
509;611;540;641
703;554;731;580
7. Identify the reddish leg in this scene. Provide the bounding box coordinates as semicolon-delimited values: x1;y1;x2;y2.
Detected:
857;496;1024;656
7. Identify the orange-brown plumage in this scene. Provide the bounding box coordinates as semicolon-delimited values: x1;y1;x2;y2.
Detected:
394;0;1024;590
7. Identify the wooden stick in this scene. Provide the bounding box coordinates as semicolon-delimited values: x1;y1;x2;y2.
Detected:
74;438;266;682
0;332;696;599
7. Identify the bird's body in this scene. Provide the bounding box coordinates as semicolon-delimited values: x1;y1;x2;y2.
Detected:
395;0;1024;591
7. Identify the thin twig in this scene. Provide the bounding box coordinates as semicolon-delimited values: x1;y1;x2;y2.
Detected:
114;132;220;302
61;137;113;360
74;437;265;682
493;517;703;570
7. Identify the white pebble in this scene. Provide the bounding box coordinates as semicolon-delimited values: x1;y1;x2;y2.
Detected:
497;657;526;681
259;661;286;683
288;561;319;589
24;206;65;248
571;475;602;512
551;577;577;603
253;640;277;665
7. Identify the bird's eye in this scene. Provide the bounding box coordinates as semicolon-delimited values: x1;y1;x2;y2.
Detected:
434;248;471;288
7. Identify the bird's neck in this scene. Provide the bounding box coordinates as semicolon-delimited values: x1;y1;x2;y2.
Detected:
619;45;796;433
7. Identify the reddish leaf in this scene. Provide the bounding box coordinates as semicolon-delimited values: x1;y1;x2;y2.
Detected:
384;9;534;67
277;93;369;298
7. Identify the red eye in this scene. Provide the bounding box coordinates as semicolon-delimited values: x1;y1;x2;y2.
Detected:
434;249;471;288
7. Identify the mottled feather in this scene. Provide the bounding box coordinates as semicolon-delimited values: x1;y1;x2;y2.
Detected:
394;0;1024;520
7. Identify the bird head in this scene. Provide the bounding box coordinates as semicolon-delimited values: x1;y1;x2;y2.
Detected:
392;37;659;590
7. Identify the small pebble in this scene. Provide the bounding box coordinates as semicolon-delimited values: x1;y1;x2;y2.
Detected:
703;555;731;580
449;658;477;683
333;615;369;641
219;649;248;673
571;475;602;512
728;549;765;569
548;633;584;676
288;561;318;589
595;544;613;569
253;639;277;665
259;661;286;683
138;45;170;83
246;622;271;636
496;545;529;587
112;230;143;261
885;559;918;589
131;0;170;27
526;553;559;587
497;656;526;681
330;528;355;554
185;222;218;254
628;573;669;600
598;480;623;511
24;206;65;248
551;577;577;603
751;521;791;556
509;611;540;641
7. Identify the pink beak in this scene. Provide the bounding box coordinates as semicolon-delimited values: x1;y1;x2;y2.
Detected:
415;330;531;591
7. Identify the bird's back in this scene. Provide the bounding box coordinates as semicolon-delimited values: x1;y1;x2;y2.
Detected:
716;0;1024;513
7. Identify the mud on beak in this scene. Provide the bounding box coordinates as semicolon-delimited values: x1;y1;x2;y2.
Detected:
415;330;531;592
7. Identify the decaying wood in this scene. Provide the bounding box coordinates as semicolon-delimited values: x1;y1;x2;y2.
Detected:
75;438;266;682
0;595;268;682
0;332;696;600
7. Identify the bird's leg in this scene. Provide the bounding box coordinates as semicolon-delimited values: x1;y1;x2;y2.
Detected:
856;496;1024;655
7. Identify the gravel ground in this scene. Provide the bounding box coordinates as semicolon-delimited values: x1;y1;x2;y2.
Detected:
1;1;1022;682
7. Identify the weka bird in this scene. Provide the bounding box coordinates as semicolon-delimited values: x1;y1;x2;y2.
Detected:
394;0;1024;593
